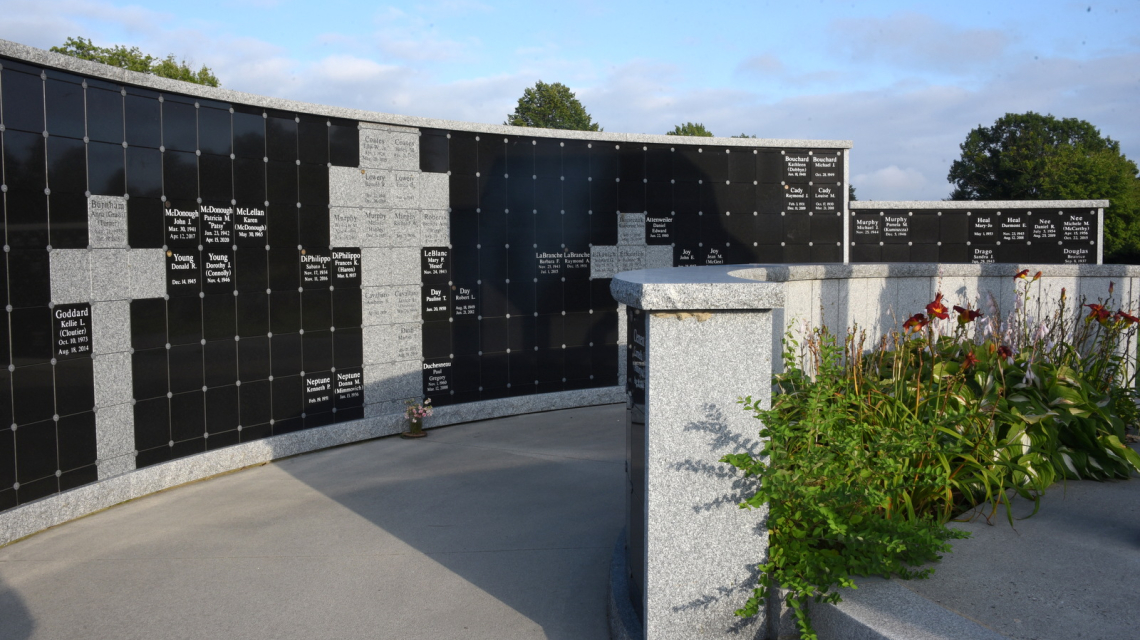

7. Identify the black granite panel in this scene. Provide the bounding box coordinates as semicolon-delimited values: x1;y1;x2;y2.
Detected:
236;292;270;337
162;100;197;153
420;129;448;173
233;110;265;159
131;348;168;401
332;328;362;370
270;333;303;377
265;115;298;162
6;189;49;249
199;155;232;202
54;357;94;417
162;151;197;201
448;131;478;175
271;375;303;421
168;343;204;393
328;119;358;167
125;95;161;149
2;70;45;133
12;363;54;425
298;116;328;165
269;290;302;334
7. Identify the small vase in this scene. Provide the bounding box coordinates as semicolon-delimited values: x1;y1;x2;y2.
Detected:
401;417;427;439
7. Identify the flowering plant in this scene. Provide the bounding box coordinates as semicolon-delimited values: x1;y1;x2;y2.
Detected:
724;270;1140;640
405;398;433;421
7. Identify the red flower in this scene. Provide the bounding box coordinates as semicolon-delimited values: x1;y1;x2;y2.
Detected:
1014;269;1030;280
925;292;949;320
1086;304;1111;323
903;313;929;332
1114;310;1139;325
1032;271;1042;281
952;305;983;325
962;351;979;370
997;345;1014;360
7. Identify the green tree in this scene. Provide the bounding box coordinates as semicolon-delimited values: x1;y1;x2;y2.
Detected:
948;112;1140;262
849;184;857;202
51;37;220;87
667;122;713;137
504;80;600;131
732;133;757;138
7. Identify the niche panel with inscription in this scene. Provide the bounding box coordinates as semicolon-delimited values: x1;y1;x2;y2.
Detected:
849;208;1098;265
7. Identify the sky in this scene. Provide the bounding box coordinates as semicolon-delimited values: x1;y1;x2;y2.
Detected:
0;0;1137;200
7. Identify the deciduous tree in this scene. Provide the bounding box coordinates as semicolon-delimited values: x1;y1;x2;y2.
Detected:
504;81;600;131
948;112;1140;262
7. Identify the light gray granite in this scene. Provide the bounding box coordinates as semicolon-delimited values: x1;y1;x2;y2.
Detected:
90;300;132;355
591;245;619;279
87;195;128;248
611;266;785;311
361;247;421;286
94;403;135;470
422;209;450;246
645;246;674;270
851;200;1108;210
640;307;772;638
418;173;449;211
772;577;1006;640
329;166;366;208
0;40;852;151
360;128;419;172
96;452;135;480
329;207;365;247
618;246;647;272
49;249;91;304
361;209;393;248
92;352;133;407
391;208;421;247
364;398;413;420
128;249;167;299
363;360;423;404
363;322;422;365
618;213;646;245
90;249;130;302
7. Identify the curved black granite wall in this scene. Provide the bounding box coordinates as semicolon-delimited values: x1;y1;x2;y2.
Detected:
0;48;858;514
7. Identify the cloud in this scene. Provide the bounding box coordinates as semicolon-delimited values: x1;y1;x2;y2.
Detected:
853;166;931;199
737;54;783;75
830;11;1013;74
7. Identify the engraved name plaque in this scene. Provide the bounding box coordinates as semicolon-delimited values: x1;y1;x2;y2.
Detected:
53;303;92;360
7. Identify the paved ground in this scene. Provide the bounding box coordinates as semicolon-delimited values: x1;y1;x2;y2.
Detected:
902;471;1140;640
0;404;627;640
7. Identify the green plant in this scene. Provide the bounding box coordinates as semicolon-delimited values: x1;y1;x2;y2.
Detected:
723;273;1140;639
51;36;220;87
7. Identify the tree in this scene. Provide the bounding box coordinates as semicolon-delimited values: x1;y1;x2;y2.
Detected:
504;81;600;131
849;185;857;202
667;122;713;137
732;133;757;138
51;37;220;87
948;112;1140;261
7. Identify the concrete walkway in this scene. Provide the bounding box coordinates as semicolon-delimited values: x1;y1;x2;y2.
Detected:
0;404;626;640
902;472;1140;640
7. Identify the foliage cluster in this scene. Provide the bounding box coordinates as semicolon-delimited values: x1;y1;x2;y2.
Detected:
948;112;1140;263
723;273;1140;639
51;37;220;87
504;81;601;131
666;122;713;137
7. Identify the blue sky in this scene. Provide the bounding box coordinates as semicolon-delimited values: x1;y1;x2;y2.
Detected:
1;0;1137;200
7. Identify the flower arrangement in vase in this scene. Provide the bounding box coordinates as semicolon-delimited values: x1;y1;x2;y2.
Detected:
401;398;433;439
